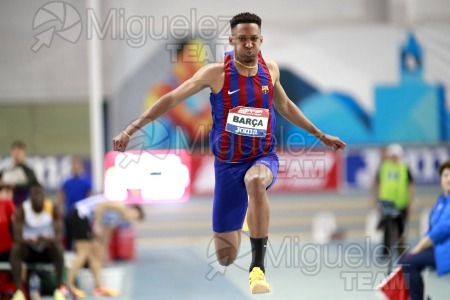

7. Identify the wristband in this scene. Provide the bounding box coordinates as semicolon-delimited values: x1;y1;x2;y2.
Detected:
122;131;131;138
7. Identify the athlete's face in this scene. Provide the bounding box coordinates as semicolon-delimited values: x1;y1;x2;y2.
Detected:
229;23;263;64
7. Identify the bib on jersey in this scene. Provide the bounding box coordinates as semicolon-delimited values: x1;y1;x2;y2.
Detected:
225;106;269;137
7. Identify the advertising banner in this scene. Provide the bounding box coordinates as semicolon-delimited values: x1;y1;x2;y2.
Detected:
103;150;191;203
345;146;450;189
190;150;341;195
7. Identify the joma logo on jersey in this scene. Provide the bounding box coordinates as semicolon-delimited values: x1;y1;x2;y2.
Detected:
235;127;258;135
261;85;269;94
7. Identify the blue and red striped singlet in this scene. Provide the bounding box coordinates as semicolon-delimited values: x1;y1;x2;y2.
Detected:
209;51;277;163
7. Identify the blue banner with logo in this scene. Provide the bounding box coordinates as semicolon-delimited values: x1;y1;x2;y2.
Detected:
345;146;450;189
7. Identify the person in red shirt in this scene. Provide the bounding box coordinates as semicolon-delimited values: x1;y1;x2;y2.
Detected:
0;183;15;261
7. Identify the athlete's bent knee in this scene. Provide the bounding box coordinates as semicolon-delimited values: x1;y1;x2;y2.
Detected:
244;175;266;194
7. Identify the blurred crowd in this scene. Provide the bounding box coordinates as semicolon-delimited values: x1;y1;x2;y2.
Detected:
0;140;143;300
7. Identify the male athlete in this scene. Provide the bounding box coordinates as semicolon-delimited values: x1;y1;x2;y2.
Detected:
113;12;346;294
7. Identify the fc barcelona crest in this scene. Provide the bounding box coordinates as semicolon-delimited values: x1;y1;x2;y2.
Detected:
261;85;269;94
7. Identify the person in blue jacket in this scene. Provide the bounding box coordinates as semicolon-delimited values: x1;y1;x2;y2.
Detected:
400;160;450;300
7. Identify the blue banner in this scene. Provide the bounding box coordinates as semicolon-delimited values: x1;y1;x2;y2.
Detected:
345;146;450;189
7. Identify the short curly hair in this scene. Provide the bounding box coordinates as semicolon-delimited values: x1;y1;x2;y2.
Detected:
230;12;261;29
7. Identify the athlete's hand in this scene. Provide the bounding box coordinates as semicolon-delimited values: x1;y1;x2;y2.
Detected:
319;134;346;151
112;131;131;152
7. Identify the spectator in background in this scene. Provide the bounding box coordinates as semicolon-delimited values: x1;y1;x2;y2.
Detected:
400;160;450;300
58;156;92;250
372;143;414;257
0;141;38;206
68;194;144;298
9;182;65;300
0;182;15;262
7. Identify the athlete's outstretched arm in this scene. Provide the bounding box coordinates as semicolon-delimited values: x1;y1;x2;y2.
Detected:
113;63;221;151
268;61;346;150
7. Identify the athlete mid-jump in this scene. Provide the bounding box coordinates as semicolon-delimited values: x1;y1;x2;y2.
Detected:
113;12;346;294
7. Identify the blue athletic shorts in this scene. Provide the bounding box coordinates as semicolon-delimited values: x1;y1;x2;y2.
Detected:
212;152;279;233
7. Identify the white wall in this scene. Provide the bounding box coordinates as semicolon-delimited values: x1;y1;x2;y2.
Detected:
2;0;449;103
0;0;446;154
0;0;88;101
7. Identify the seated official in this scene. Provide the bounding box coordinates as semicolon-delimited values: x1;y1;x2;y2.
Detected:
400;160;450;300
10;183;65;300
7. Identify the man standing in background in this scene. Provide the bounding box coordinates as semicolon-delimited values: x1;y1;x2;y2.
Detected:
0;141;38;206
58;156;92;250
373;143;414;257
